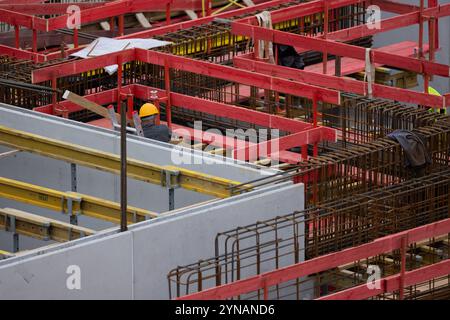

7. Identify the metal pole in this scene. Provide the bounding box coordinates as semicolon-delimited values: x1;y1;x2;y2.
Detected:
120;98;128;232
70;163;78;225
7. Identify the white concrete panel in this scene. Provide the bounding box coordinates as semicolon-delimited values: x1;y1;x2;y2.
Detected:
0;232;134;299
0;183;304;299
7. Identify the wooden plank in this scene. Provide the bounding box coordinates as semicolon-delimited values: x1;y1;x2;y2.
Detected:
62;90;119;122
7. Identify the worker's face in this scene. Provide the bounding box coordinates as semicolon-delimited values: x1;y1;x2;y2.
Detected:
142;115;156;125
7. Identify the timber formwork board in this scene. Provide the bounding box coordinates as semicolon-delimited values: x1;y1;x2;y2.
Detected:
0;125;252;198
0;207;95;242
0;177;157;224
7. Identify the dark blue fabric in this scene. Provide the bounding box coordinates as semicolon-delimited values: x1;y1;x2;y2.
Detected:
142;123;172;143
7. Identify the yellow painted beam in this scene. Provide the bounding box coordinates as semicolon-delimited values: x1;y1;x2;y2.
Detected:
0;208;95;242
0;177;158;224
0;249;11;256
0;125;251;198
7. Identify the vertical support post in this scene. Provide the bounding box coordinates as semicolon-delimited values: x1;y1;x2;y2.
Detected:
110;17;115;37
206;0;212;16
127;94;133;120
118;15;124;36
335;56;341;77
263;279;268;300
418;0;429;94
428;0;439;50
13;233;19;253
169;188;175;211
428;16;436;83
399;235;407;299
7;216;19;253
32;29;37;53
164;59;172;128
301;145;308;161
14;25;20;49
73;28;79;49
323;1;329;75
166;3;171;26
120;98;128;232
70;163;78;225
419;0;424;58
312;96;318;157
52;73;57;113
117;55;123;113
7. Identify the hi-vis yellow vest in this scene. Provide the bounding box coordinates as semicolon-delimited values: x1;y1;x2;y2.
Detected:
427;86;447;114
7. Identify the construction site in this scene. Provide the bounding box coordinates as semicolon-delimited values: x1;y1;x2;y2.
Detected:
0;0;449;301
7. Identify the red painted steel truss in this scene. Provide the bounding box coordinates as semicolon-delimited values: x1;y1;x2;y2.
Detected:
2;0;450;159
177;217;450;300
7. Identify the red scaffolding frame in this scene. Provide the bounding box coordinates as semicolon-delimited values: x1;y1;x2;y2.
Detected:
177;217;450;300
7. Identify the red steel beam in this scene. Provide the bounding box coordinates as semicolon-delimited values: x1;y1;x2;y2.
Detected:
35;83;323;163
323;3;450;44
0;44;46;62
0;0;203;31
231;22;450;78
239;0;368;25
233;127;336;161
370;0;419;14
0;3;105;15
178;217;450;300
31;49;136;83
36;83;334;136
34;87;119;115
0;0;44;3
0;9;47;30
32;48;341;104
135;49;341;104
135;84;335;135
118;0;290;39
48;0;203;30
234;53;445;108
318;259;450;300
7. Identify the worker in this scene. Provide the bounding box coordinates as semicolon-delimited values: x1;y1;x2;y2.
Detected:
425;86;446;114
139;103;172;143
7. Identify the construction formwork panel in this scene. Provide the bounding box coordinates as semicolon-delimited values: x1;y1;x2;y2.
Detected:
0;182;304;299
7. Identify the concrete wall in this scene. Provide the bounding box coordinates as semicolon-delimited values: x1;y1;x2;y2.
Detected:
0;183;304;299
0;105;278;250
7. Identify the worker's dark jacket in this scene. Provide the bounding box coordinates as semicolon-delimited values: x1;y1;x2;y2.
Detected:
142;123;172;143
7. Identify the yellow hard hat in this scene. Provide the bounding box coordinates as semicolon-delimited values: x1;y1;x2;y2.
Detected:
427;86;441;96
139;103;159;118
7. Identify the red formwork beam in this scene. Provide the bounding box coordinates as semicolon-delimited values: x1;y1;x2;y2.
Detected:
0;9;48;30
233;127;336;161
134;84;330;134
371;0;419;14
318;259;450;300
0;0;44;3
0;0;203;31
35;82;335;137
0;3;106;15
238;0;366;25
177;217;450;300
233;53;446;108
34;83;329;163
230;22;450;78
31;48;341;104
35;87;120;115
47;0;199;31
118;0;291;39
0;44;46;62
135;49;341;104
315;3;449;45
31;49;136;83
